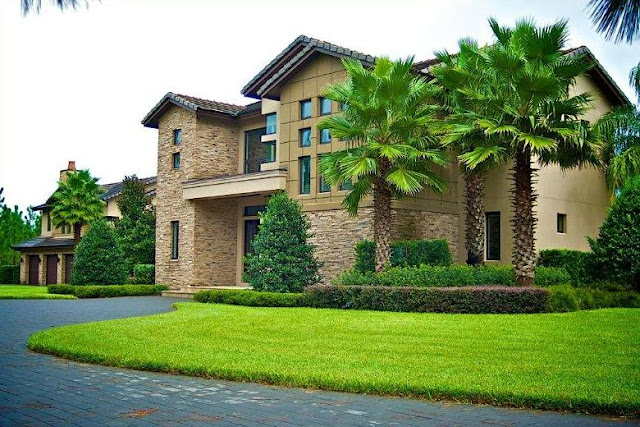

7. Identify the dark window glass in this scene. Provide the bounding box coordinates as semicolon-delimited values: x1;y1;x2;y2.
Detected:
299;156;311;194
173;129;182;145
340;102;348;111
319;97;332;115
172;152;181;169
46;214;51;232
171;221;179;259
300;100;312;119
557;213;567;234
265;113;277;135
339;179;353;191
244;127;267;173
318;156;330;193
300;128;312;147
264;141;276;163
320;128;331;144
486;212;501;261
244;205;266;217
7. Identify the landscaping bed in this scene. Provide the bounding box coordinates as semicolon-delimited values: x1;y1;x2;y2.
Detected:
0;285;76;300
28;303;640;416
47;284;167;298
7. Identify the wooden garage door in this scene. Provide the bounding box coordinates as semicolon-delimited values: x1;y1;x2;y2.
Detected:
46;255;59;285
28;255;40;285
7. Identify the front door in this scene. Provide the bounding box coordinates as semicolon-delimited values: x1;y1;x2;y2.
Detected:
46;255;59;285
64;254;74;284
244;219;260;256
28;255;40;285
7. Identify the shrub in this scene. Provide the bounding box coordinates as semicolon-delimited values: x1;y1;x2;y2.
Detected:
538;249;595;285
71;220;127;285
0;265;19;284
48;284;167;298
547;285;640;312
305;285;549;314
534;267;572;287
589;176;640;289
194;289;305;307
354;239;452;273
243;192;321;292
133;264;155;284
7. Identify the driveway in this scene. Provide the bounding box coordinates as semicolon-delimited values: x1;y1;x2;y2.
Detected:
0;297;637;426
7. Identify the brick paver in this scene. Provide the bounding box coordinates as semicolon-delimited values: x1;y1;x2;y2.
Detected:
0;297;637;426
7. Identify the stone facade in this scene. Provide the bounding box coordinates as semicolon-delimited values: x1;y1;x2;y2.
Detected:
393;209;460;261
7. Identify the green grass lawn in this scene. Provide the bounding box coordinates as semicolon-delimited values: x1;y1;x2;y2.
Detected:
28;303;640;416
0;285;76;299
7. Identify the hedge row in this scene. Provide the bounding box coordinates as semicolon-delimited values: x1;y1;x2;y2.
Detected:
0;265;19;284
547;285;640;312
538;249;595;285
194;289;305;307
48;284;168;298
354;239;452;272
335;265;570;288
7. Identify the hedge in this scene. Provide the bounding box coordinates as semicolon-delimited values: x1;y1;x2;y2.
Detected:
48;284;168;298
354;239;452;272
0;265;20;284
547;285;640;312
194;289;305;307
304;285;549;314
538;249;594;285
133;264;155;284
334;265;570;288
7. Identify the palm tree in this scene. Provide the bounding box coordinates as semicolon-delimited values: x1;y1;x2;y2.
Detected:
50;169;105;245
21;0;85;14
630;63;640;101
317;57;447;272
587;0;640;43
445;19;597;286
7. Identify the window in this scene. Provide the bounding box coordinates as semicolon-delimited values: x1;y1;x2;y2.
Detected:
61;223;71;234
318;156;330;193
319;97;332;115
46;214;51;232
340;179;353;191
244;205;266;217
264;141;276;163
486;212;501;261
320;128;331;144
299;156;311;194
244;128;267;173
265;113;277;135
171;221;179;259
172;152;181;169
299;128;312;147
173;129;182;145
340;102;348;111
557;213;567;234
300;99;312;119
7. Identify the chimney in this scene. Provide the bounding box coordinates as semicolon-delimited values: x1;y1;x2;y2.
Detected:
60;161;76;182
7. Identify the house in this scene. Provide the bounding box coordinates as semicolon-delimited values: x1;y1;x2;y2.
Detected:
12;161;156;285
142;36;630;291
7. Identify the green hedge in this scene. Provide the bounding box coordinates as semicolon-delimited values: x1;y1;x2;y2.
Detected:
48;284;168;298
547;285;640;312
0;265;19;284
194;289;305;307
133;264;155;284
538;249;594;285
354;239;452;272
304;285;549;314
335;265;570;288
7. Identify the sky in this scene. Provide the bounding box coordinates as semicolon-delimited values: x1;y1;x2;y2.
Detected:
0;0;638;212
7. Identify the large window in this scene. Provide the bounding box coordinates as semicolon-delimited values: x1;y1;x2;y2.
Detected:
172;152;181;169
486;212;501;261
300;128;312;147
244;128;267;173
173;129;182;145
319;97;332;115
300;100;312;119
299;156;311;194
320;128;331;144
557;213;567;234
265;113;277;135
171;221;179;260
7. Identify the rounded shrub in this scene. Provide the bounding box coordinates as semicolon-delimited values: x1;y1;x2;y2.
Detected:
71;220;127;285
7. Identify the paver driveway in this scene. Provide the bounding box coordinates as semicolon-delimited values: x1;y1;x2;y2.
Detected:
0;297;637;426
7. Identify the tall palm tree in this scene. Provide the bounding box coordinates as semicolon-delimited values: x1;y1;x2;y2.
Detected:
50;169;105;245
317;57;447;272
588;0;640;43
21;0;83;14
446;19;596;286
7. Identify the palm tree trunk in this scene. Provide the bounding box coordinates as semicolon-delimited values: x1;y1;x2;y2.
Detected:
373;178;392;273
73;223;82;246
512;148;537;286
465;171;486;265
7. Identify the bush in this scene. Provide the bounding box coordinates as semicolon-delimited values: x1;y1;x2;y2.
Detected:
538;249;595;285
243;192;321;292
305;285;549;314
48;284;167;298
194;289;305;307
354;239;452;272
547;285;640;312
334;265;569;287
71;220;127;285
0;265;19;284
133;264;155;284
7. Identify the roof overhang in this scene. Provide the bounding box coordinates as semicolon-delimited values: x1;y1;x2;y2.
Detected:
12;237;75;251
183;169;287;200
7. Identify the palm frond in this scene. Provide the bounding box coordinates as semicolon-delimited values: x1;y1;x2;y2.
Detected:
588;0;640;43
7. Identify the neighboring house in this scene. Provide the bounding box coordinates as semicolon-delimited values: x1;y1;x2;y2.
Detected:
143;36;630;291
12;161;156;285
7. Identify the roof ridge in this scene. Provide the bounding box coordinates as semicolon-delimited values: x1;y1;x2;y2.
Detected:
172;93;247;110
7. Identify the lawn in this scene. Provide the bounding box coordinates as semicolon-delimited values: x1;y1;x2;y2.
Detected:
28;303;640;416
0;285;76;299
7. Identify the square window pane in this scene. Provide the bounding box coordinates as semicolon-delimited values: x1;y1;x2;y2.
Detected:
300;128;311;147
319;98;332;115
299;156;311;194
300;100;312;119
320;128;331;144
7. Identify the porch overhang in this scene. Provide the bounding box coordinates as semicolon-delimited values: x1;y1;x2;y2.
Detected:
183;169;288;200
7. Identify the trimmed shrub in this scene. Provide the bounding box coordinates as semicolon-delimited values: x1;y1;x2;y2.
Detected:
0;265;19;284
354;239;452;272
133;264;155;284
547;285;640;312
71;220;127;285
538;249;594;285
48;284;167;298
194;289;305;307
304;285;549;314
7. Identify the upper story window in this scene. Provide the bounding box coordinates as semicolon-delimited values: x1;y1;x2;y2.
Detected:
172;152;181;169
300;100;312;119
265;113;277;135
173;129;182;145
320;128;331;144
300;128;312;147
299;156;311;195
340;102;348;111
46;214;51;232
171;221;179;260
319;98;332;115
318;156;330;193
557;213;567;234
339;179;353;191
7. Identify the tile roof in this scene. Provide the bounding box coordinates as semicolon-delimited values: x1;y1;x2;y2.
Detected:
12;237;75;250
100;176;156;201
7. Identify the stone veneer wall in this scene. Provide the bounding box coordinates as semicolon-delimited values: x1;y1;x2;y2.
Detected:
19;249;74;285
393;209;460;261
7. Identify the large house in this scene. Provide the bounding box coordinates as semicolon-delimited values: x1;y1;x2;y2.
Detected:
142;35;630;291
12;161;156;285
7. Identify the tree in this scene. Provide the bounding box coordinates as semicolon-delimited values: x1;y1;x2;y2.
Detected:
21;0;87;14
115;176;156;273
444;19;596;286
317;57;447;272
243;192;321;292
50;169;105;245
0;188;40;265
71;220;126;285
587;0;640;43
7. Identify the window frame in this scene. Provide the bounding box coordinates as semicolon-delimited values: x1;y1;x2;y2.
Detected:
299;128;312;147
319;97;332;116
318;156;330;193
173;129;182;145
339;179;353;191
265;113;277;135
171;221;179;260
319;128;331;144
300;99;312;119
299;156;311;195
172;152;181;169
486;211;501;261
557;213;567;234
